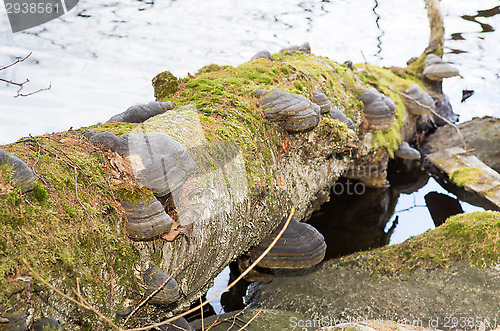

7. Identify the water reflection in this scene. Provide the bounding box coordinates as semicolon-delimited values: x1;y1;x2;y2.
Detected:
372;0;384;59
461;5;499;33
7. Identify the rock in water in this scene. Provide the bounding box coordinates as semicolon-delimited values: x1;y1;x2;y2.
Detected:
249;216;326;269
404;84;434;115
360;87;396;130
424;192;464;227
423;54;460;81
108;101;175;123
122;132;197;197
259;89;320;133
0;149;35;193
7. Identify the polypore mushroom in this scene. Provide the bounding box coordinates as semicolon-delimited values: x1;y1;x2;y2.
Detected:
423;54;460;81
360;87;396;130
249;216;326;269
108;101;175;123
259;89;320;133
143;265;180;306
404;84;435;115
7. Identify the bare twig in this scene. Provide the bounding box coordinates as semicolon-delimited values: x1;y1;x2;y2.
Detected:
200;296;205;331
26;264;122;331
387;86;468;151
124;208;296;331
122;249;199;326
15;138;47;185
1;52;52;97
237;309;262;331
0;52;31;71
360;51;375;76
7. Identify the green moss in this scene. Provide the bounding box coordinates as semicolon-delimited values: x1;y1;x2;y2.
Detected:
450;167;486;187
0;134;142;326
341;211;500;278
152;71;179;101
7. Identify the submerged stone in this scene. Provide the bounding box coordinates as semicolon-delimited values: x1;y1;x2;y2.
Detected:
0;148;35;193
108;101;175;123
360;87;396;130
259;89;320;133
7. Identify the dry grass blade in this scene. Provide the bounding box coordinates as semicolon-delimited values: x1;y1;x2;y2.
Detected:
122;249;200;326
123;207;295;331
26;263;122;331
237;309;262;331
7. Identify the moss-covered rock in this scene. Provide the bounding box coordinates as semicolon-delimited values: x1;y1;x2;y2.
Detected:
256;211;500;329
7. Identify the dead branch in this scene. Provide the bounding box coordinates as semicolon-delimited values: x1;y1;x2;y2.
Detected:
237;309;262;331
424;0;445;54
122;249;200;327
0;52;52;97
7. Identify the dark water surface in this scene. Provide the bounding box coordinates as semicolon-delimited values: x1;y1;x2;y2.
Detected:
1;0;499;316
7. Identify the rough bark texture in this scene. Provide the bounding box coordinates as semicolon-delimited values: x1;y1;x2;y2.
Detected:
1;51;439;329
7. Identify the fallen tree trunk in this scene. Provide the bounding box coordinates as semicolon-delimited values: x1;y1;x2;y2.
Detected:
1;4;455;328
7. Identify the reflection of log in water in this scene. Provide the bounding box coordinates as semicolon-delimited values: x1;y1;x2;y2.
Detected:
308;177;399;259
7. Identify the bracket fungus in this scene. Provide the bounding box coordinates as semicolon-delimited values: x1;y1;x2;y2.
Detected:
330;109;356;131
121;197;174;241
259;89;321;133
122;132;197;197
404;84;435;115
360;87;396;130
143;265;180;306
107;101;175;123
423;54;460;81
394;142;421;160
0;148;35;193
312;91;332;114
249;216;326;269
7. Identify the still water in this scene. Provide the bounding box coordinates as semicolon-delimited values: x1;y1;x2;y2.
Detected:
0;0;499;145
1;0;499;316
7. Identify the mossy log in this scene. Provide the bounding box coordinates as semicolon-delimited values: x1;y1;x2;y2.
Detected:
0;50;447;329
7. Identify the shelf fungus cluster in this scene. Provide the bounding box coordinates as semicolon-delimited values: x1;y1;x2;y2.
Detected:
249;216;326;269
360;87;396;130
259;88;321;133
423;54;460;81
85;128;197;242
0;148;35;193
